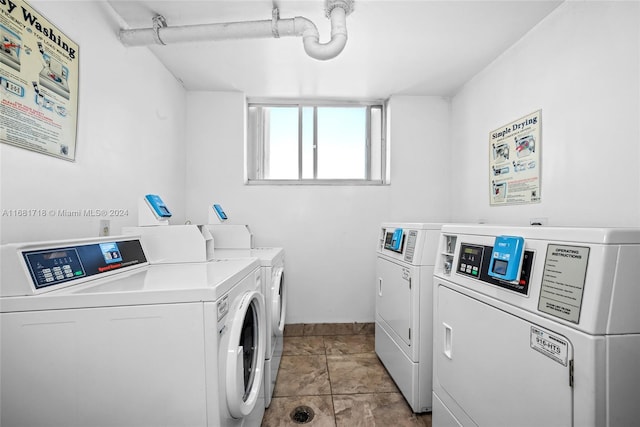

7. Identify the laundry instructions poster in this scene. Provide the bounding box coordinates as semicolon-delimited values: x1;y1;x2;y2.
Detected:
489;110;541;206
1;0;79;161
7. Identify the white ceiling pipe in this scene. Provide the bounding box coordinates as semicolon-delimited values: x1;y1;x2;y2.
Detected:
118;2;352;61
300;6;348;60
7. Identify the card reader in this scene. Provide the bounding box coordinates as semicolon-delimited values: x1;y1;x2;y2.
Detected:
212;204;228;221
383;228;404;252
144;194;172;219
488;235;525;283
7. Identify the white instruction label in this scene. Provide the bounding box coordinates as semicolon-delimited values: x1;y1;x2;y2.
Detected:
530;326;569;366
538;244;590;323
404;230;418;262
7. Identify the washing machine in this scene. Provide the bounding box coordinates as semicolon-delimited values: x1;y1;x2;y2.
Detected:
0;235;267;427
375;222;442;413
432;224;640;427
212;247;285;408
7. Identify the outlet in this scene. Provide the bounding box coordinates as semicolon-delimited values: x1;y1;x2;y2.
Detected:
530;217;548;226
99;219;110;236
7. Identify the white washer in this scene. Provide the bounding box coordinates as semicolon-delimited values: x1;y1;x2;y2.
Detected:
0;236;267;427
433;225;640;427
213;247;285;408
375;223;442;413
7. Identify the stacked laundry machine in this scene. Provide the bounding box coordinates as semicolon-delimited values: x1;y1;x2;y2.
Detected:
432;224;640;427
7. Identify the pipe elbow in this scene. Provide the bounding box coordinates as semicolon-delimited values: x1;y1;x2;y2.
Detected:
293;16;319;39
297;7;348;61
303;33;347;60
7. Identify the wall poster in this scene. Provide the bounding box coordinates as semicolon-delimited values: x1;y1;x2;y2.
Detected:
1;0;79;161
489;110;541;206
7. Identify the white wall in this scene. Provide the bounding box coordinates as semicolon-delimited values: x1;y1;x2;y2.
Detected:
450;1;640;227
7;0;635;325
185;92;450;323
0;1;187;244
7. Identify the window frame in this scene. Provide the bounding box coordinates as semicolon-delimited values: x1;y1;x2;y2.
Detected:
246;99;388;185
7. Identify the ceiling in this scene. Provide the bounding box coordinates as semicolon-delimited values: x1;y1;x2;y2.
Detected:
108;0;563;99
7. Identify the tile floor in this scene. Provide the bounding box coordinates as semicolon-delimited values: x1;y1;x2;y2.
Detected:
261;323;432;427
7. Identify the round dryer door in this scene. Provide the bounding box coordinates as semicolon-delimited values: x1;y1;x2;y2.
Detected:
226;290;266;418
271;267;286;335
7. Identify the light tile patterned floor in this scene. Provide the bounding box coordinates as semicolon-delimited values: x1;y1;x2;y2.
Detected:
261;323;432;427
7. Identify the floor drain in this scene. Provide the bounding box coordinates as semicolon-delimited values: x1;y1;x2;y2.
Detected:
290;405;315;424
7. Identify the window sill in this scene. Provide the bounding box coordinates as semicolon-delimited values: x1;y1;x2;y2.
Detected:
246;179;388;186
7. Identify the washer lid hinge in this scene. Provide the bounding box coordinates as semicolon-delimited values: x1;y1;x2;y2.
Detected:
569;359;574;387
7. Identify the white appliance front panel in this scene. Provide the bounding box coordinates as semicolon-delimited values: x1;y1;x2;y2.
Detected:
376;256;413;349
436;285;573;427
1;303;208;427
375;322;417;408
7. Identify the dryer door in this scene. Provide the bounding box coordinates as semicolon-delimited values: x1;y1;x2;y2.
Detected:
376;256;412;348
435;284;574;427
226;290;266;418
271;267;286;336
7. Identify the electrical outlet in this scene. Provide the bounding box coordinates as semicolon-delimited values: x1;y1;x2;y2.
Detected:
99;219;110;236
529;217;548;226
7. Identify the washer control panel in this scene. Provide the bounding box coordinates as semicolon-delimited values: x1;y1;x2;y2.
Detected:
23;239;147;290
24;247;86;288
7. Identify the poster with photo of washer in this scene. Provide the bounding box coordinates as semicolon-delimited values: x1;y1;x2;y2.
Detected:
0;0;79;161
489;110;541;206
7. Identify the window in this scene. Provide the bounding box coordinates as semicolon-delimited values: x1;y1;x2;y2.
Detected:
247;100;387;184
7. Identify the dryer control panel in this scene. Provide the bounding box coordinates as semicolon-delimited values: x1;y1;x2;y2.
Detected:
381;228;418;263
378;223;443;266
457;243;534;295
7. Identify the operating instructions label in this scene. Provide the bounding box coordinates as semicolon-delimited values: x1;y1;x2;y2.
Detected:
538;244;590;323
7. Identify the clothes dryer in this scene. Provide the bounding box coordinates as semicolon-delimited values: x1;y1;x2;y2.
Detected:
432;225;640;427
375;223;442;413
0;236;266;427
213;247;285;408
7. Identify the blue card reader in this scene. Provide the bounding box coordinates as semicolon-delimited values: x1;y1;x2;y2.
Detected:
391;228;403;251
383;228;403;252
488;235;525;282
144;194;172;218
213;204;228;221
